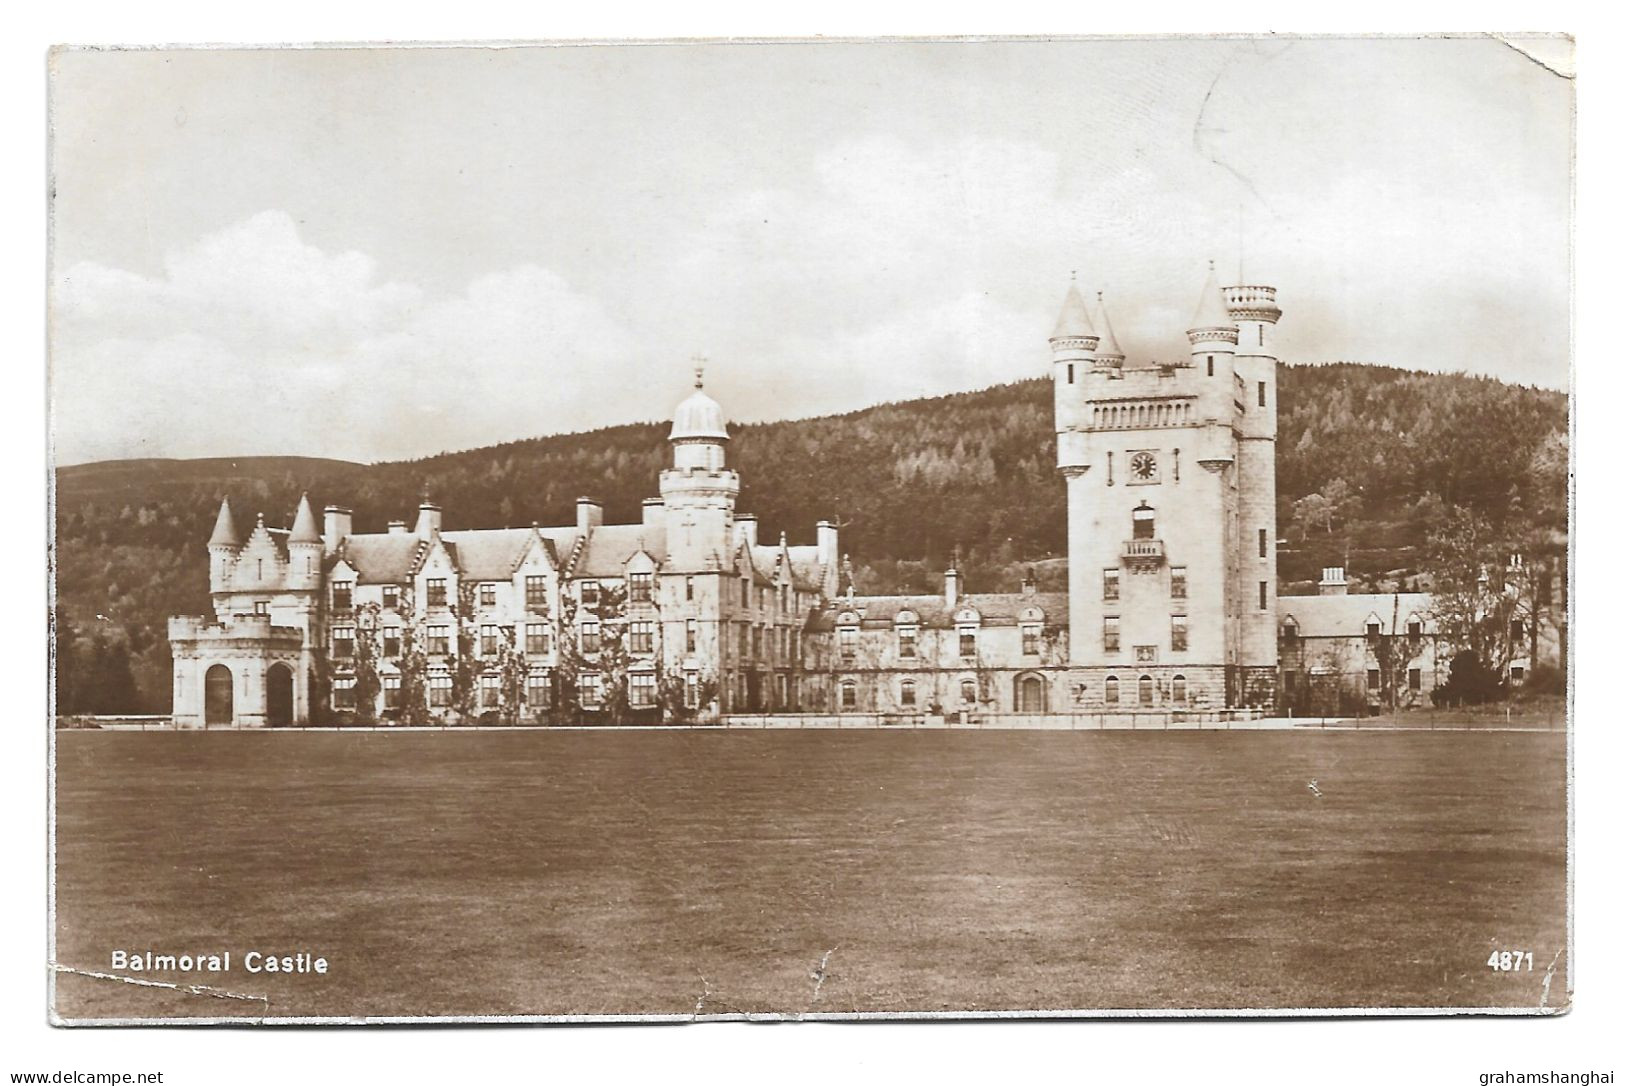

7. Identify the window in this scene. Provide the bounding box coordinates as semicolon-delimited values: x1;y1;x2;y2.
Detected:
897;626;917;658
579;581;599;608
739;624;749;658
740;577;749;607
1258;528;1268;559
1257;381;1266;408
478;583;496;608
481;673;501;708
1367;669;1381;692
1103;569;1120;602
1284;670;1297;694
383;674;401;709
1366;621;1381;639
1132;503;1156;540
525;576;546;610
332;626;354;659
579;619;600;655
1206;355;1214;376
840;681;857;710
332;582;353;611
426;578;447;608
332;676;356;709
1104;676;1120;704
383;585;399;611
630;621;655;654
526;623;549;654
1022;626;1040;656
1172;675;1187;703
683;670;700;709
1282;621;1297;641
630;572;652;604
253;600;270;616
1067;363;1075;384
428;626;450;655
958;629;977;658
1511;665;1525;682
1103;616;1121;653
900;679;916;708
429;673;452;707
383;626;401;657
1408;620;1422;643
753;625;763;659
1511;619;1525;641
527;670;552;709
839;626;857;661
686;618;698;654
578;672;602;708
1171;615;1188;652
685;576;695;602
1408;668;1421;692
629;671;657;708
476;624;496;656
1259;581;1268;610
1139;675;1154;706
1170;567;1187;600
960;678;978;704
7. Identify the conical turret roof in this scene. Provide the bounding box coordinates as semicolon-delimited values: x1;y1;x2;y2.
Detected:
208;498;240;547
1094;293;1124;358
289;493;322;544
1189;261;1236;330
1050;282;1096;339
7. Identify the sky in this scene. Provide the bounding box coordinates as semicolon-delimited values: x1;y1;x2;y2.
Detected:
47;36;1574;465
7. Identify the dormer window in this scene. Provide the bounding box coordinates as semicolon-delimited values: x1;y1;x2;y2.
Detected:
1407;620;1422;643
1366;621;1381;639
427;578;447;608
630;572;653;604
479;583;496;608
331;582;353;611
580;581;600;608
382;585;400;611
1282;621;1297;641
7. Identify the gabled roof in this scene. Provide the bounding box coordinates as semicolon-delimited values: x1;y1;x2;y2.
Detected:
1278;592;1435;638
441;527;544;581
809;591;1068;631
573;523;668;578
336;533;429;585
785;546;827;592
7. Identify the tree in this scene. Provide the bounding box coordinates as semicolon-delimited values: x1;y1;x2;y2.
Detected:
394;597;431;725
1424;507;1522;687
351;602;383;725
1367;593;1426;713
449;582;481;723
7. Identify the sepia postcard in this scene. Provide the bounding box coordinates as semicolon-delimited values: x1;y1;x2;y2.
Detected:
46;35;1574;1024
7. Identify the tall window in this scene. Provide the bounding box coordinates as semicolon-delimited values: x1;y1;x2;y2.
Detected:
1103;569;1120;602
686;618;698;654
683;670;700;709
579;619;600;654
1257;381;1267;408
1171;675;1187;703
960;678;978;704
1067;363;1075;384
629;572;653;604
480;624;499;656
1103;616;1121;653
1171;615;1188;652
332;626;354;659
840;680;857;710
383;626;400;657
1282;621;1297;642
1132;504;1155;540
1408;620;1422;644
1104;676;1120;704
1284;670;1297;694
383;674;401;709
1206;355;1214;376
525;576;546;610
629;671;657;708
578;672;602;708
897;626;917;658
1258;581;1268;610
332;676;356;709
839;626;857;661
426;578;447;608
685;576;695;602
1139;675;1154;705
429;673;452;707
1366;621;1381;639
1258;528;1268;559
480;674;501;708
332;582;353;611
382;584;400;611
428;626;450;655
1170;567;1187;600
527;670;552;709
1367;669;1381;692
1408;668;1422;692
900;679;917;708
1022;626;1040;656
630;621;654;654
958;629;977;658
526;623;549;654
579;581;600;608
740;577;749;607
479;583;497;608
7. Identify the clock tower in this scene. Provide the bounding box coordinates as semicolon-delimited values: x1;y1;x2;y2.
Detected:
1052;264;1280;710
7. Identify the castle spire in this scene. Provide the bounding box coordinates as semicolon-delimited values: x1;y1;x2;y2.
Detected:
208;498;240;548
1050;282;1096;339
288;492;322;545
1094;292;1125;362
1188;260;1237;334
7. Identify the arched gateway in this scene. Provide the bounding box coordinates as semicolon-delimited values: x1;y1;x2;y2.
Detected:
266;663;294;727
204;664;234;726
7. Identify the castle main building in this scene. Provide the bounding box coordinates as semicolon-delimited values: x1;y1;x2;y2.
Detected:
170;267;1284;725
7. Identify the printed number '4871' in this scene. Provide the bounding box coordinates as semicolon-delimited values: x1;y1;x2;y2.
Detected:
1487;950;1533;971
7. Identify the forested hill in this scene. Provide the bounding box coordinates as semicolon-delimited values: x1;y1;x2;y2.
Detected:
55;362;1568;711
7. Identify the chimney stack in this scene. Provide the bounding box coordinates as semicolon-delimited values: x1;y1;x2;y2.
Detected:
323;505;353;553
642;498;665;532
1021;567;1037;597
944;566;960;609
576;497;603;534
387;520;409;534
736;513;758;549
1318;567;1348;596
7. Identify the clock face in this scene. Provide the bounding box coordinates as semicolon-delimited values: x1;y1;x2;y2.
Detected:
1130;451;1158;482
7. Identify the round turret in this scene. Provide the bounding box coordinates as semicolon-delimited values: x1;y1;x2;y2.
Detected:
669;365;729;444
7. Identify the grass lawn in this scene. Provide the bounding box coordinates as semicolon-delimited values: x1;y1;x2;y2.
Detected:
52;729;1568;1020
